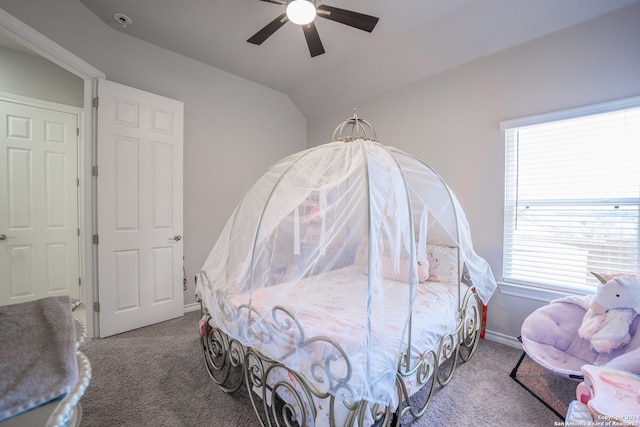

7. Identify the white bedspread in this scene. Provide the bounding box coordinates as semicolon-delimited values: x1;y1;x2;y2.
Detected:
211;265;466;406
252;267;459;351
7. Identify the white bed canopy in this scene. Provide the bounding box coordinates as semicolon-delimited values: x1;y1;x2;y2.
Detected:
196;113;496;406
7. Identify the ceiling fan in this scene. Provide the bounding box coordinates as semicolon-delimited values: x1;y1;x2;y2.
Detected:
247;0;379;57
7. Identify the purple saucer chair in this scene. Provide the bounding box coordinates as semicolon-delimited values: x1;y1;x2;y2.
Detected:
510;297;640;419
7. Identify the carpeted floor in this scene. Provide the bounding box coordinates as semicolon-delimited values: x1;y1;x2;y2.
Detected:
79;311;577;426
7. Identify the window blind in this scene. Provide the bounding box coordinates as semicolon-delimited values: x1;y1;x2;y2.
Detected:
502;98;640;292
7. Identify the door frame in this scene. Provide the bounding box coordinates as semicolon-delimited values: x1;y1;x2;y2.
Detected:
0;9;105;337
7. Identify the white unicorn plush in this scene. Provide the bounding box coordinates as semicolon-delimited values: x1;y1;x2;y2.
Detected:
578;273;640;353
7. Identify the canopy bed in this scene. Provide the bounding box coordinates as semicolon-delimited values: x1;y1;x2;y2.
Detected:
196;114;496;426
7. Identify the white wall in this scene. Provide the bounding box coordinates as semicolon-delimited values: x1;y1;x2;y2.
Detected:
0;0;307;306
307;3;640;344
0;45;83;106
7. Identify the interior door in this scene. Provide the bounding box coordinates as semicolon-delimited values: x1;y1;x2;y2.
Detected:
0;97;80;305
97;79;184;337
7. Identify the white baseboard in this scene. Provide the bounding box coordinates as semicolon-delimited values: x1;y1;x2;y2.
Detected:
183;302;200;313
483;329;522;349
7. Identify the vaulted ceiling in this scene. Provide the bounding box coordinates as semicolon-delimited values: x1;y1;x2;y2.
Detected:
76;0;637;117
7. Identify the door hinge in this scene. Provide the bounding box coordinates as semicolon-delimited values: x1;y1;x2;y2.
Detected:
77;127;80;136
92;166;98;177
92;97;99;108
92;234;99;245
78;228;80;236
77;178;80;187
78;277;82;287
94;301;100;313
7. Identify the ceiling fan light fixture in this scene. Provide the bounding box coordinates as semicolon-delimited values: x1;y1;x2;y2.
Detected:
286;0;316;25
248;1;379;57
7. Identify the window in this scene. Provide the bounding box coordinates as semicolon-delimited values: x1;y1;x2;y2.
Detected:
501;97;640;293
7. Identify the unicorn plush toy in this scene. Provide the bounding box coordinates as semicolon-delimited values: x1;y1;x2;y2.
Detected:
578;273;640;353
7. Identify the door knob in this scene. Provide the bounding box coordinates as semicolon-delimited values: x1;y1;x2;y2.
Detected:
0;234;15;241
171;235;182;241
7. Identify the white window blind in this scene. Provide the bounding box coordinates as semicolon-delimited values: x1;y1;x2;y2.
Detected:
501;97;640;292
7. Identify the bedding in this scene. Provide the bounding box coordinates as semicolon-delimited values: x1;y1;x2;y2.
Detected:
204;265;473;426
201;267;486;426
216;265;464;401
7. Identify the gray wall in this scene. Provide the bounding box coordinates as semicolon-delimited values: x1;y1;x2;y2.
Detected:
307;3;640;344
0;0;307;306
0;45;83;106
3;0;639;340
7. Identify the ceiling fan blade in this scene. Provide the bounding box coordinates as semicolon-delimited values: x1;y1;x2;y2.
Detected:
256;0;286;4
302;22;325;57
247;13;289;45
317;5;379;33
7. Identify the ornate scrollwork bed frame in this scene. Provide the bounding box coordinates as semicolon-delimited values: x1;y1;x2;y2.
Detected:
198;282;482;427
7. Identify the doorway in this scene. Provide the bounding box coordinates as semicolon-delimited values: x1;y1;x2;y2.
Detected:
0;8;106;337
0;10;185;338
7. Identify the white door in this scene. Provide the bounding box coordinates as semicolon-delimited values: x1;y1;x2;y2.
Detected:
97;80;184;337
0;97;80;305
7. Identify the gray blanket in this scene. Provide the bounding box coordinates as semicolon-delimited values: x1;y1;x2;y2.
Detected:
0;296;78;421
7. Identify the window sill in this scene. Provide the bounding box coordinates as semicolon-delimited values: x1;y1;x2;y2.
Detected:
497;281;589;303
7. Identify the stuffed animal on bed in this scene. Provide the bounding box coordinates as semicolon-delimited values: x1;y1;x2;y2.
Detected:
578;273;640;353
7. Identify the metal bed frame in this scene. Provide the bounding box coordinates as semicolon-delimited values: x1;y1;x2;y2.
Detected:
198;282;481;427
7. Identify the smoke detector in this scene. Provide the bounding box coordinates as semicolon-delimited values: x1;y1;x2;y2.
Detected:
113;13;132;28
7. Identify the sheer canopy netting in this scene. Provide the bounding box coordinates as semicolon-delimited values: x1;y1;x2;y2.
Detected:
196;139;496;405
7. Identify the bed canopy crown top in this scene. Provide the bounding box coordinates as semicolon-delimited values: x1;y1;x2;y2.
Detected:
332;109;378;142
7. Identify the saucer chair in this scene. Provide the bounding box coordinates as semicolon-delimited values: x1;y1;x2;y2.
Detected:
510;296;640;419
